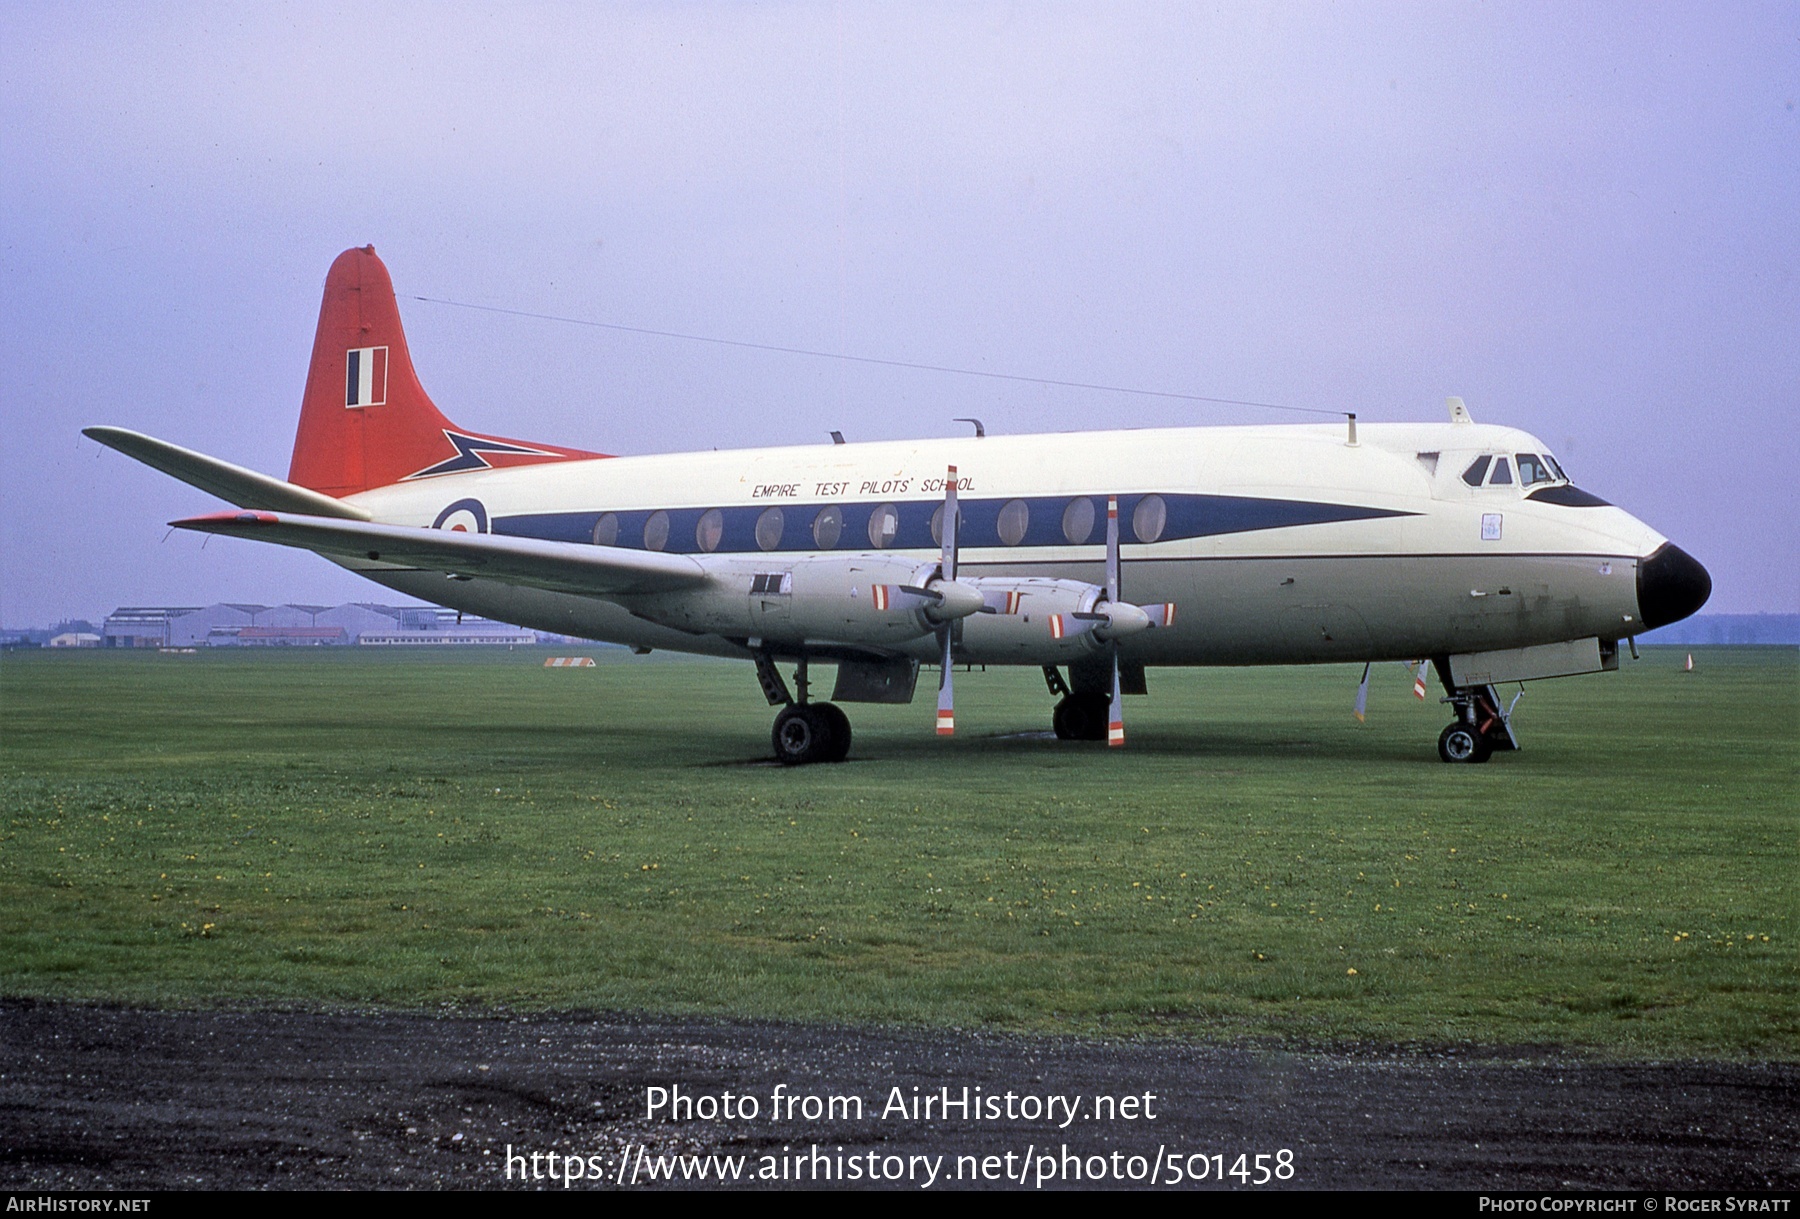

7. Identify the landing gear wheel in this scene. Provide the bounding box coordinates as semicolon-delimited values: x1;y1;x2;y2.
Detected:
1438;721;1494;764
815;702;852;763
1052;695;1110;741
773;704;829;766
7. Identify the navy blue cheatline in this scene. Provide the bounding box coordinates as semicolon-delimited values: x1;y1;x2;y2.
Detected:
492;494;1415;554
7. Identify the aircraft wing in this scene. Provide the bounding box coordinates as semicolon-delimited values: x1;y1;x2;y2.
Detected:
85;427;375;521
172;510;711;597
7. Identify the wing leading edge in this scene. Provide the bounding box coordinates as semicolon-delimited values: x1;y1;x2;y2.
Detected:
172;511;710;598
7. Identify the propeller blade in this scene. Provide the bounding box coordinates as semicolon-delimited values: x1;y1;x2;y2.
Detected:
941;464;959;583
1108;649;1125;748
1105;495;1121;603
1105;495;1125;747
936;464;960;737
1354;661;1371;722
936;626;955;735
1413;659;1430;699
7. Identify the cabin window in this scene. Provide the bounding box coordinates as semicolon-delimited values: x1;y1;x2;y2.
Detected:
1489;457;1513;485
755;506;785;551
996;498;1030;546
695;508;724;553
812;505;843;549
867;503;900;548
1462;456;1491;486
1131;495;1167;543
643;510;670;551
1062;497;1095;545
1515;454;1553;486
591;513;619;546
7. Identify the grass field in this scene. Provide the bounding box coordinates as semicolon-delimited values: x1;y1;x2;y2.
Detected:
2;645;1794;1055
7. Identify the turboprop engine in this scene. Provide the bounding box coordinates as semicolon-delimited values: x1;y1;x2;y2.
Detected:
952;576;1173;664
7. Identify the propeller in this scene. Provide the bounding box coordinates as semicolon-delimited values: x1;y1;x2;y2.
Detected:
1105;495;1124;747
936;465;960;736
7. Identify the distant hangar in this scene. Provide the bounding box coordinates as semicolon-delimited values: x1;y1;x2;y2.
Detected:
100;603;539;648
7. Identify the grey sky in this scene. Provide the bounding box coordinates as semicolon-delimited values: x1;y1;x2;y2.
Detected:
3;2;1794;625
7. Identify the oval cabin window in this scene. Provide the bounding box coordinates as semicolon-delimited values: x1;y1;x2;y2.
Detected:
591;513;619;546
867;503;900;548
1062;497;1095;545
812;505;843;549
695;508;724;553
755;506;785;551
996;499;1029;546
1131;495;1167;544
642;510;670;552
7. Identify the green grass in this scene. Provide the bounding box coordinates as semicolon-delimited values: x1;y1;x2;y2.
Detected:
2;645;1794;1055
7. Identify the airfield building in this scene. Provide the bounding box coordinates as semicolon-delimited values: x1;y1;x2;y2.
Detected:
100;603;541;646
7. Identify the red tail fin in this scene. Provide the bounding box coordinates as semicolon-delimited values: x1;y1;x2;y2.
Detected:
288;246;602;497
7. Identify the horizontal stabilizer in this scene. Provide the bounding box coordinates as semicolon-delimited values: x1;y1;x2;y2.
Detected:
84;427;372;521
171;510;710;597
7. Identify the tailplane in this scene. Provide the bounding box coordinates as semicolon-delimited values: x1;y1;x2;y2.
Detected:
288;246;602;497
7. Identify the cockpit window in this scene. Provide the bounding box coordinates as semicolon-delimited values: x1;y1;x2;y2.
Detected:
1489;457;1513;485
1516;454;1555;486
1462;456;1492;487
1544;453;1567;481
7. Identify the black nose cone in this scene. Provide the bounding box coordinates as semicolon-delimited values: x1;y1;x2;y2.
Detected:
1637;543;1712;630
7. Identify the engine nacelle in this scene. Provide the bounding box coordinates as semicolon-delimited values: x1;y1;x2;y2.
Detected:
626;555;955;647
954;577;1111;663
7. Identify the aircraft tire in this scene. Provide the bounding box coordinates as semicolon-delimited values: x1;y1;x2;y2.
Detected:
1053;695;1110;742
1437;722;1493;764
773;704;828;766
816;703;852;762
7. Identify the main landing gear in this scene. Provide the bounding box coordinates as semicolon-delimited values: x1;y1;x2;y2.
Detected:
1434;662;1519;764
1044;666;1110;741
758;652;851;766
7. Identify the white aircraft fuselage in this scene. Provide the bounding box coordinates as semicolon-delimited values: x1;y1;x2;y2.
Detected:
345;421;1666;668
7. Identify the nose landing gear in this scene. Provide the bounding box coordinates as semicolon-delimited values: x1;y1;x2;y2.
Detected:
1434;665;1520;764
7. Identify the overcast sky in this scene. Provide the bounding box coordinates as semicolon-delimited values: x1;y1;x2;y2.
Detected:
3;2;1795;626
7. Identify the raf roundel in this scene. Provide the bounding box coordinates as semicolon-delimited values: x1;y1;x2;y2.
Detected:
432;498;489;534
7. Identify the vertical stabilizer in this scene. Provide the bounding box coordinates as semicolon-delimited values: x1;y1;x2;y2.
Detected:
288;246;601;497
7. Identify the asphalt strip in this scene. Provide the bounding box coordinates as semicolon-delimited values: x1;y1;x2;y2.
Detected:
2;999;1795;1191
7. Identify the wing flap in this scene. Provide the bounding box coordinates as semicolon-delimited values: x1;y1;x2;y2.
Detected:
84;427;373;521
173;511;710;597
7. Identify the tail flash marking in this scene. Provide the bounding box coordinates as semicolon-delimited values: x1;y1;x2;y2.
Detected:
405;431;562;480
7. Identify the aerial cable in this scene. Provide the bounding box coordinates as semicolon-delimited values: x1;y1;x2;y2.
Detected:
411;294;1346;418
